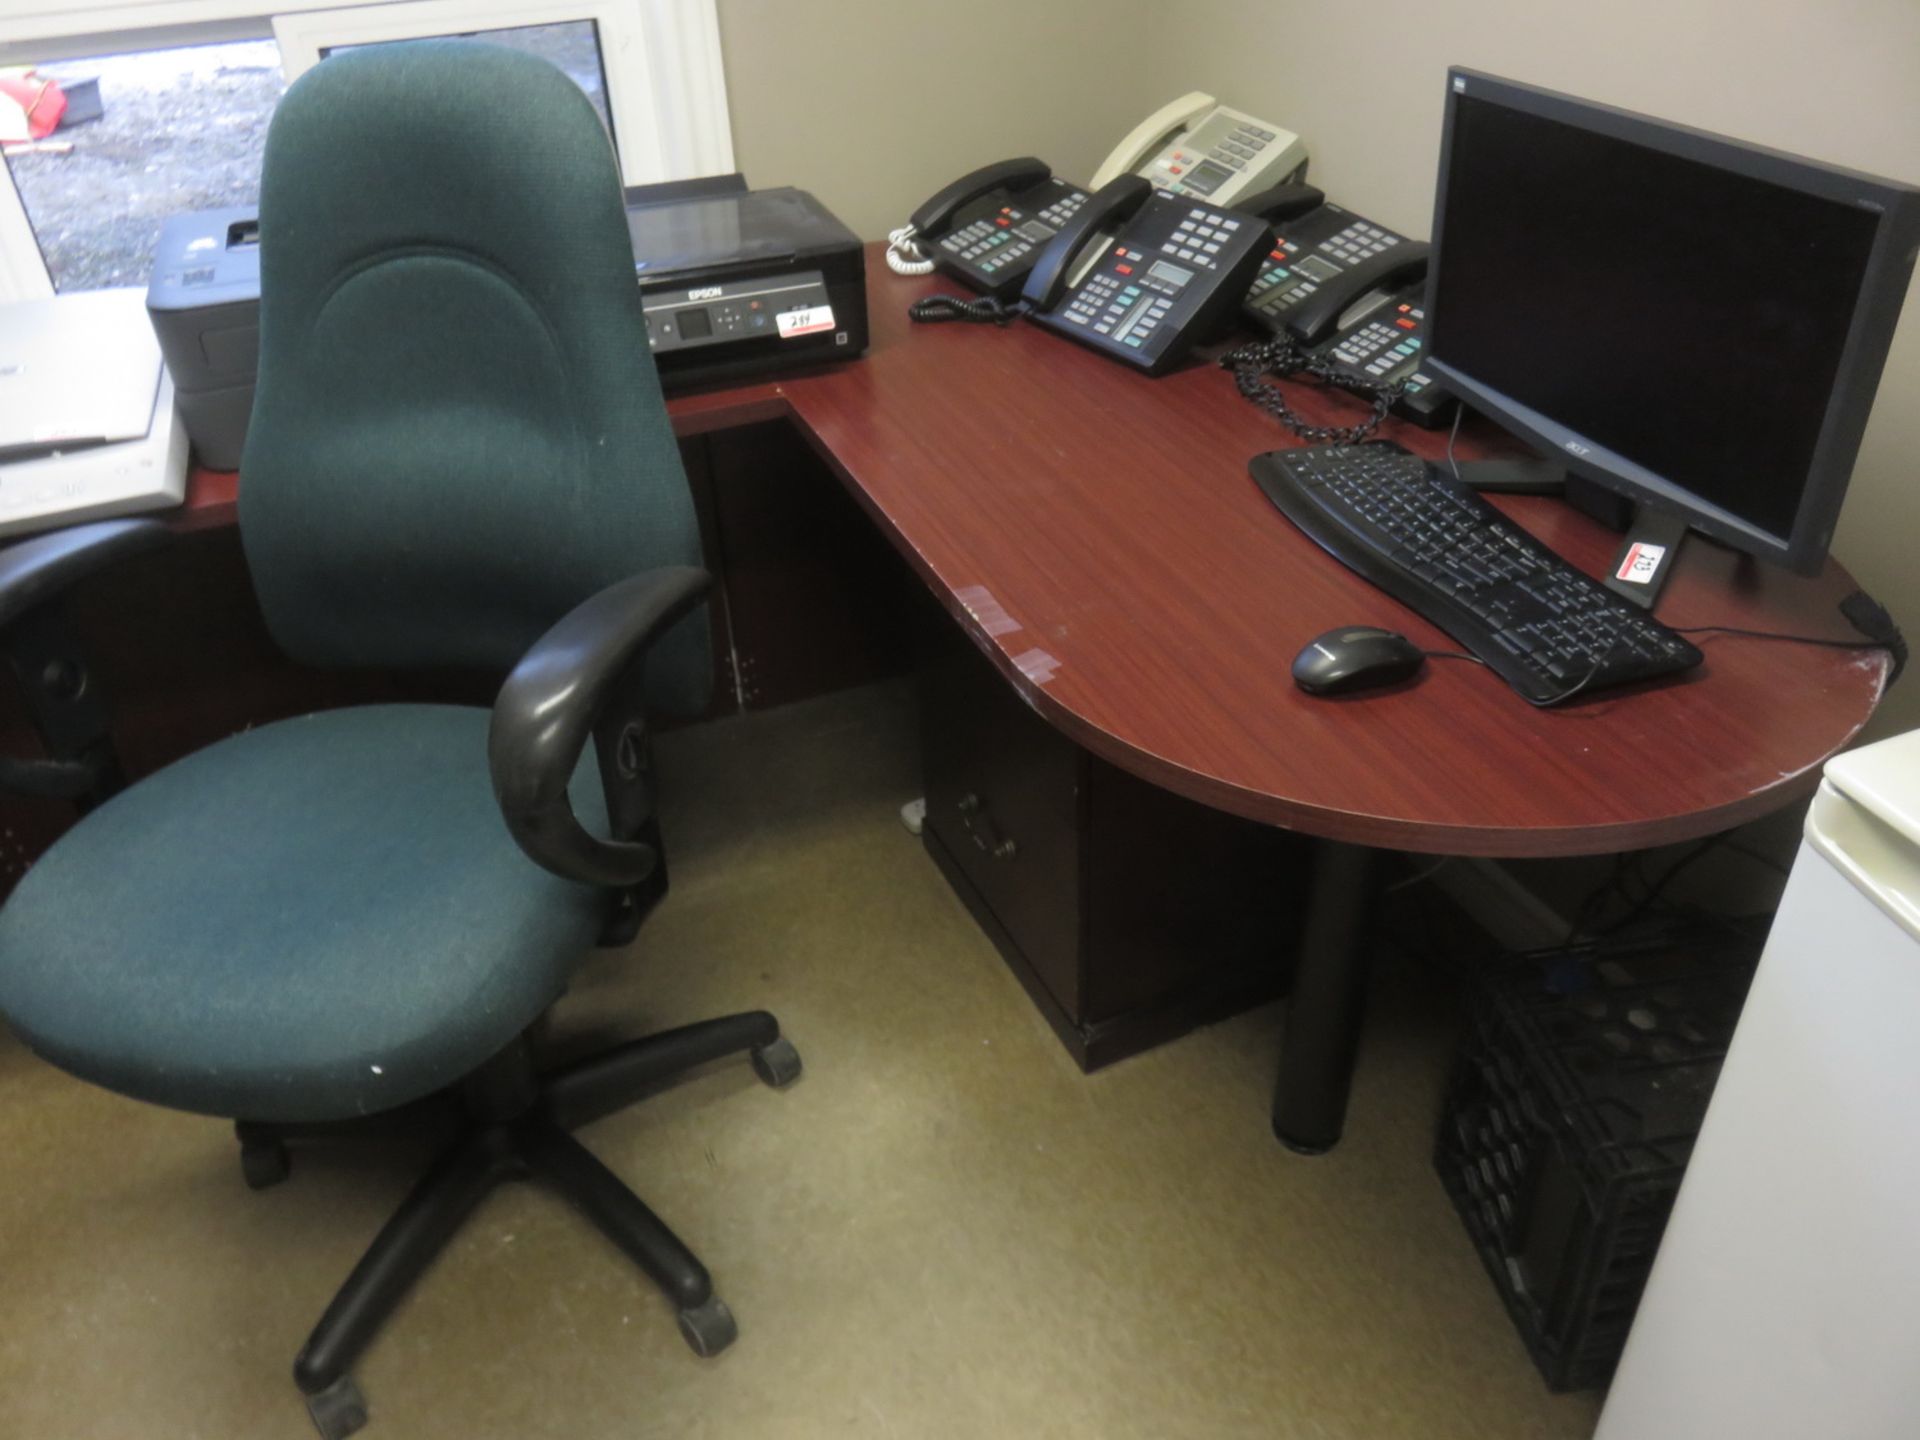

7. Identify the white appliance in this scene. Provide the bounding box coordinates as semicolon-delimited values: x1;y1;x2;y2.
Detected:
1594;727;1920;1440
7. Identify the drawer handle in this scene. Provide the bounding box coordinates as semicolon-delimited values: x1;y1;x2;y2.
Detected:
957;792;1017;861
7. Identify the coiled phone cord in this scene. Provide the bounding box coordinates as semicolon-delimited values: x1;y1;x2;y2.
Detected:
885;224;936;276
1219;336;1401;446
907;293;1027;326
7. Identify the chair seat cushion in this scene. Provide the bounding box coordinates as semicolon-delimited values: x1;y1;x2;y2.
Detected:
0;705;609;1122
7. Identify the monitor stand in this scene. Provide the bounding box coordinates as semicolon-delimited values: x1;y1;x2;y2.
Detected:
1451;460;1691;611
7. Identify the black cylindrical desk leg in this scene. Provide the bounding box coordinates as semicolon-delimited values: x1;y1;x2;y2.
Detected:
1272;839;1379;1155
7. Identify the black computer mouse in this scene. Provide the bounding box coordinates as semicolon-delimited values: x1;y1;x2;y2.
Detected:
1291;626;1427;695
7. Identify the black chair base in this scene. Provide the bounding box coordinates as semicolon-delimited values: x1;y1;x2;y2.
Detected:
238;1011;798;1440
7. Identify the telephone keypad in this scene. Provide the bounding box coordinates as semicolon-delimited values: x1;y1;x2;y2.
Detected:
1246;213;1410;324
1168;210;1240;269
930;180;1090;294
1038;195;1270;374
1330;302;1436;396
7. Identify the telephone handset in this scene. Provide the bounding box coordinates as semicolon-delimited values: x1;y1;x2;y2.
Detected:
1022;176;1274;376
1020;175;1150;311
1232;180;1327;228
1281;244;1432;346
910;156;1050;235
1242;201;1427;339
886;158;1093;296
1091;91;1309;206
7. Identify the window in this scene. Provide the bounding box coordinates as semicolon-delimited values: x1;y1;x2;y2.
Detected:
322;22;615;141
4;39;286;293
0;0;731;300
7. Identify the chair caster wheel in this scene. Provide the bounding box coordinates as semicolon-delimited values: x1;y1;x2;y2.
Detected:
750;1036;801;1089
676;1295;738;1357
302;1374;369;1440
242;1139;291;1190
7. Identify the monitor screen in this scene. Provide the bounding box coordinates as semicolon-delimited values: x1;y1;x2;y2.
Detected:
1425;71;1920;573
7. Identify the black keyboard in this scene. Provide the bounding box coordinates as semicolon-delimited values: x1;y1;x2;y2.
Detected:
1250;443;1703;704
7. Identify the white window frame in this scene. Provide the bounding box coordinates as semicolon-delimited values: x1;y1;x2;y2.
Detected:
0;0;732;299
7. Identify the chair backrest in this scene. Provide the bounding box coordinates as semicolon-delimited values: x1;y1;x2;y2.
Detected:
238;40;708;712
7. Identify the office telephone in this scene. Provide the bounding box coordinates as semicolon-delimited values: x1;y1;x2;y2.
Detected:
1309;283;1452;427
1243;201;1429;340
1020;176;1273;376
1235;200;1452;430
886;158;1094;297
888;95;1305;297
1091;92;1309;205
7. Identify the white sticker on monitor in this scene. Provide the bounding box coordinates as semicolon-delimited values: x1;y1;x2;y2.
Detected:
776;306;836;339
1615;542;1667;585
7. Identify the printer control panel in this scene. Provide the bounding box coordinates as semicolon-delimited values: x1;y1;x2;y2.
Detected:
643;269;847;355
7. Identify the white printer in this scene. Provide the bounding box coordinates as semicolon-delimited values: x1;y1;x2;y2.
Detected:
0;287;188;537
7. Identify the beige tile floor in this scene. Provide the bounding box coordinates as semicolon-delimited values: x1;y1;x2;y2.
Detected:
0;682;1601;1439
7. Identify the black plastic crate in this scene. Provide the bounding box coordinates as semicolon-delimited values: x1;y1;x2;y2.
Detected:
1434;920;1763;1390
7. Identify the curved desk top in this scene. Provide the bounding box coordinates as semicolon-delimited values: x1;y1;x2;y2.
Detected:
181;245;1887;857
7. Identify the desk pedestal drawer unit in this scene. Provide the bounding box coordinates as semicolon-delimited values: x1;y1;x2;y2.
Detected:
919;640;1308;1070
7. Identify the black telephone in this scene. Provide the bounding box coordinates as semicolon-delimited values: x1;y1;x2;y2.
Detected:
888;158;1093;297
1020;175;1274;376
1305;282;1453;427
1240;200;1452;427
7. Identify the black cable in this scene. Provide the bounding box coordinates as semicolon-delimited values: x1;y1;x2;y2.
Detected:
1524;656;1606;709
1412;648;1603;707
1564;851;1636;945
1719;838;1791;878
1672;619;1904;688
1562;829;1788;945
908;293;1025;326
1673;624;1883;648
1218;336;1400;446
1600;835;1724;936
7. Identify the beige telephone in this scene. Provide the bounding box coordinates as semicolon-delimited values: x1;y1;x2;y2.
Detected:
1091;91;1308;206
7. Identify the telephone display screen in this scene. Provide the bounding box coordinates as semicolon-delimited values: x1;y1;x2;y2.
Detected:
1430;93;1879;543
1183;160;1233;196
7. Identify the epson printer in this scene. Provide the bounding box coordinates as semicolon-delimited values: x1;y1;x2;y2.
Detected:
623;176;866;386
146;179;866;468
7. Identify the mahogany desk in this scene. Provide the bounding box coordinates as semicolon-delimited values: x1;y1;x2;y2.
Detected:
174;244;1888;1149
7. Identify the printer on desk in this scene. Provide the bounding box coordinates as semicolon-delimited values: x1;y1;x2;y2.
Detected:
145;178;867;467
624;175;867;386
145;207;260;472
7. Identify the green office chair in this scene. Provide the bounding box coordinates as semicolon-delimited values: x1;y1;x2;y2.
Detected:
0;42;799;1438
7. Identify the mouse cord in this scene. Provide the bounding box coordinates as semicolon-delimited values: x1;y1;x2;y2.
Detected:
1524;657;1607;708
1419;646;1603;706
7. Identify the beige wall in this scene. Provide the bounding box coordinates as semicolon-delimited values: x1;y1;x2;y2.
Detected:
720;0;1920;744
714;0;1157;244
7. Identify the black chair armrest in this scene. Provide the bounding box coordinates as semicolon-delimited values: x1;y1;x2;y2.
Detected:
0;519;175;802
488;566;711;887
0;518;174;632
